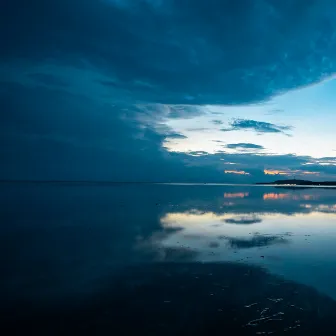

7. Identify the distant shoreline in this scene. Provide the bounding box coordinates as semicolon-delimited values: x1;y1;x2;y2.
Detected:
256;179;336;186
0;179;336;188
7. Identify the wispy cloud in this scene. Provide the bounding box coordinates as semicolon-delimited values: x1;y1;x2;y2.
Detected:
164;132;188;139
224;216;262;225
226;143;264;150
264;169;320;176
221;119;292;135
186;127;212;132
187;151;209;156
224;170;250;175
212;119;224;125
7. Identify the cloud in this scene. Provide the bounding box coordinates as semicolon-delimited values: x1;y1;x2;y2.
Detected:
224;170;250;175
1;0;336;182
224;216;262;225
2;0;336;106
264;169;320;176
0;82;202;181
164;105;204;119
27;73;69;87
186;127;212;132
187;151;209;156
306;157;336;166
267;108;285;115
226;143;264;150
221;119;292;135
212;119;224;125
137;104;204;120
164;132;188;139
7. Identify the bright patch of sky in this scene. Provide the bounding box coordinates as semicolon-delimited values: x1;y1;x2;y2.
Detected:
164;78;336;159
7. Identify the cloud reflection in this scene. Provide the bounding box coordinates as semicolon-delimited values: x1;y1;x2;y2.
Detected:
151;186;336;270
224;192;249;199
263;193;316;201
225;234;289;249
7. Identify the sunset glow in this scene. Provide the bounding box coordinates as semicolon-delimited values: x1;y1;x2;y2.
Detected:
264;169;320;176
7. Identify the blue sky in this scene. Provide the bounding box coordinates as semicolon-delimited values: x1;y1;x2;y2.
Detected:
163;79;336;177
1;0;336;182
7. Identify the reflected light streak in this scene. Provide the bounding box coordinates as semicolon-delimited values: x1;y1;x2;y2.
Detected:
263;193;316;200
263;193;290;200
224;192;249;199
316;204;336;213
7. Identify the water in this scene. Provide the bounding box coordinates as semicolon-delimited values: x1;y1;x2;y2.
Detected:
1;183;336;334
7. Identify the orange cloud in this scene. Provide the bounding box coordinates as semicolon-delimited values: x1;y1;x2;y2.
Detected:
264;169;288;175
225;170;250;175
264;169;320;176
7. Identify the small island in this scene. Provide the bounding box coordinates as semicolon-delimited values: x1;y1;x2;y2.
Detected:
256;179;336;186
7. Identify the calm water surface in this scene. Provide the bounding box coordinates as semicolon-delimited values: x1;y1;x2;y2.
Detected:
1;183;336;335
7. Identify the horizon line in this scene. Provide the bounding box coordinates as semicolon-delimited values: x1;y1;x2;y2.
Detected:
0;179;335;184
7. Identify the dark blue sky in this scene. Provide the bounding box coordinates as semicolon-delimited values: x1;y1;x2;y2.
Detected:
1;0;336;181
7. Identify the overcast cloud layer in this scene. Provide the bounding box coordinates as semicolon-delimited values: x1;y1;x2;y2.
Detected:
1;0;336;181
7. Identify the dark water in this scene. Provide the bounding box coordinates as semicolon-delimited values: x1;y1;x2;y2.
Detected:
1;183;336;335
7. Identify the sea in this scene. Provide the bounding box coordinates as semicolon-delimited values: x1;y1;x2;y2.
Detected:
1;182;336;335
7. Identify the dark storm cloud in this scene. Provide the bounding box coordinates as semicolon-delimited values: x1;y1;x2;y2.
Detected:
0;81;230;181
226;143;265;150
1;0;336;181
27;73;69;87
0;82;178;180
221;119;292;134
2;0;336;105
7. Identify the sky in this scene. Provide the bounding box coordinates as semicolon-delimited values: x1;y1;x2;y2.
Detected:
1;0;336;182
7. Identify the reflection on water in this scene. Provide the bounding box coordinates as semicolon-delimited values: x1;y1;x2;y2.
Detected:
262;192;316;200
152;187;336;298
224;192;249;198
1;184;336;334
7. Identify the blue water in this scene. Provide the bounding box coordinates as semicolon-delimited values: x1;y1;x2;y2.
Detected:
1;183;336;334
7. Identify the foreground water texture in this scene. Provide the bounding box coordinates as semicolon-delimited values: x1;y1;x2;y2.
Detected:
1;183;336;335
